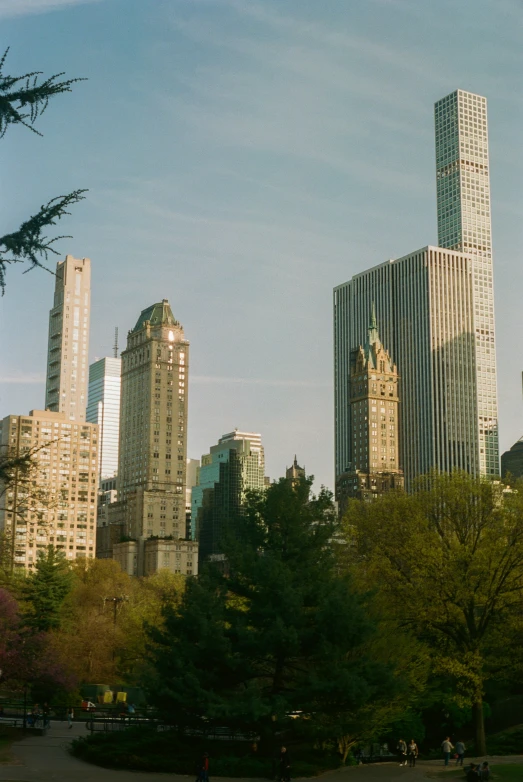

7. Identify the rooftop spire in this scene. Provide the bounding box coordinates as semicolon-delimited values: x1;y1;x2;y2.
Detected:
368;302;380;347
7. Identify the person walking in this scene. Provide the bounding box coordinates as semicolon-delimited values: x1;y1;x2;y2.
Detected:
67;707;74;729
397;739;407;766
42;703;50;729
455;740;465;766
441;737;454;766
198;751;209;782
279;746;291;782
407;739;418;767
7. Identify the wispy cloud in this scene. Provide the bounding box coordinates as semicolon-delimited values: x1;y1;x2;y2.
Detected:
0;372;45;384
192;375;330;389
0;0;102;19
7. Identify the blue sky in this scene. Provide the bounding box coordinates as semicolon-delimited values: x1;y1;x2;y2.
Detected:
1;0;522;490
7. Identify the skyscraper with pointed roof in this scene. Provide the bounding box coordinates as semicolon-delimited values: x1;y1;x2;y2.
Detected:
335;311;404;514
111;299;194;576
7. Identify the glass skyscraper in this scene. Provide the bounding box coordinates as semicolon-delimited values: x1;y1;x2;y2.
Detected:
86;357;121;479
192;430;265;564
334;90;499;487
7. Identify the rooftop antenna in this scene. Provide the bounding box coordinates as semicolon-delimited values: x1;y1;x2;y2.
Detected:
113;327;119;358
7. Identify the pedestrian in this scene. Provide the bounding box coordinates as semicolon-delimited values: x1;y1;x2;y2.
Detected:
441;736;454;766
397;738;407;766
198;751;209;782
67;707;74;729
43;703;50;728
455;739;465;766
279;747;291;782
479;761;490;781
408;739;418;767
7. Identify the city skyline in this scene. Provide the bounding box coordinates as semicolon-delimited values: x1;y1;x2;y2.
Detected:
1;1;522;491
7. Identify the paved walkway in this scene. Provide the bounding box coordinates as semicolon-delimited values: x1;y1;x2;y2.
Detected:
0;722;521;782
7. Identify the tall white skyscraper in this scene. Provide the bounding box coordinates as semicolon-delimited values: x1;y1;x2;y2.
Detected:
334;90;499;487
435;89;497;475
45;255;91;421
86;357;121;479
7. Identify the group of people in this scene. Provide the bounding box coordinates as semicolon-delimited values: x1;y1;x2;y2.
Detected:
26;703;51;728
397;739;419;767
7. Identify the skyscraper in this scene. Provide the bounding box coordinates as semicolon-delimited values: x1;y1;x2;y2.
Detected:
335;308;404;514
112;300;190;575
45;255;91;421
334;90;499;487
435;90;497;475
192;430;265;565
86;357;121;479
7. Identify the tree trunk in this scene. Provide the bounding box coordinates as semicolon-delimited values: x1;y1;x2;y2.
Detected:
472;698;486;756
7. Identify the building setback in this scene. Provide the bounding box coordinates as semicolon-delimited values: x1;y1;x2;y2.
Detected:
45;255;91;422
334;89;499;488
192;430;265;566
111;300;196;576
86;357;121;480
0;410;98;570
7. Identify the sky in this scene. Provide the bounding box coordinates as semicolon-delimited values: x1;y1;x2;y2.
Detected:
1;0;522;491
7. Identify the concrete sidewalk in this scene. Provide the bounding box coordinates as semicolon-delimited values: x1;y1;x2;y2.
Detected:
0;723;521;782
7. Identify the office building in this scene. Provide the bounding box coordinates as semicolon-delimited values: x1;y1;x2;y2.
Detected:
334;90;499;487
45;255;91;421
192;430;265;564
185;458;200;540
335;308;404;515
112;299;191;576
86;357;121;480
0;410;98;570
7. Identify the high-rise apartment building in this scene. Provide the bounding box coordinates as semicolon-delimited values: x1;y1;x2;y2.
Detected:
192;430;265;564
0;410;98;570
185;458;200;540
112;300;190;576
334;90;499;487
335;310;404;513
435;90;497;475
86;357;121;479
45;255;91;421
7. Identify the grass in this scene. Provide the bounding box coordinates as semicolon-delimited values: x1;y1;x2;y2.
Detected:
426;765;523;782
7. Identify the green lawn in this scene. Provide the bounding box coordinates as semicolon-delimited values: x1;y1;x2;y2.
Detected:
427;766;523;782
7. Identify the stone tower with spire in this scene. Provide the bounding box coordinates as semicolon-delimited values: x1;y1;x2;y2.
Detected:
335;305;404;515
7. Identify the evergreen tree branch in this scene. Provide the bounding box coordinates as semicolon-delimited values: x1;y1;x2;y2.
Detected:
0;48;86;138
0;190;87;293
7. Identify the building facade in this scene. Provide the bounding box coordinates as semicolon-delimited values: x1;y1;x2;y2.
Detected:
86;357;121;480
435;89;497;476
192;430;265;565
0;410;98;570
45;255;91;422
112;300;189;576
335;309;404;514
334;89;499;487
185;458;200;540
286;456;305;484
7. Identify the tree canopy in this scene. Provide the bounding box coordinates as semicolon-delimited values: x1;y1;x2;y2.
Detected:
343;470;523;755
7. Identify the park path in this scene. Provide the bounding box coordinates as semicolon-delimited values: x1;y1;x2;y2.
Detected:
0;722;522;782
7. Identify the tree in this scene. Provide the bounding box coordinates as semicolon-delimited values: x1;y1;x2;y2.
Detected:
0;442;59;575
0;587;75;697
23;546;73;631
0;48;86;292
343;471;523;755
147;477;406;757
